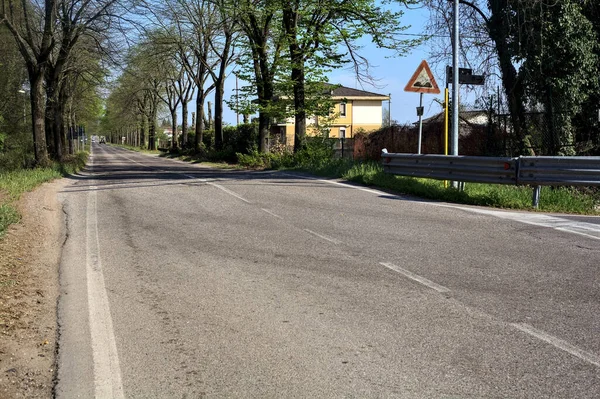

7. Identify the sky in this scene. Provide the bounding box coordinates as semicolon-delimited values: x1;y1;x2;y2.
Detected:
207;3;469;127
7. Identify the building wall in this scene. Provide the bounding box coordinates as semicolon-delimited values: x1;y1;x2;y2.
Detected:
284;99;384;146
352;100;383;125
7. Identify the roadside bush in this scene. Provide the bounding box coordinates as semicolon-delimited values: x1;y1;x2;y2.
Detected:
202;129;215;149
0;117;35;171
293;137;335;169
223;123;259;155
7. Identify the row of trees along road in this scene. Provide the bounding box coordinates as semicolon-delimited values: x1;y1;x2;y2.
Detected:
102;0;419;153
5;1;598;166
424;0;600;156
1;0;122;167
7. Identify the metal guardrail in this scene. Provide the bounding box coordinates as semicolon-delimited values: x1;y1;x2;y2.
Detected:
381;150;600;207
518;156;600;186
382;152;517;185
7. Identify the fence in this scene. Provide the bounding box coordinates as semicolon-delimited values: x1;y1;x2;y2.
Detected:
331;138;354;159
381;151;600;207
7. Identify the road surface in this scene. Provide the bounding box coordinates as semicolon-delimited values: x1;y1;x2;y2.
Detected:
55;143;600;398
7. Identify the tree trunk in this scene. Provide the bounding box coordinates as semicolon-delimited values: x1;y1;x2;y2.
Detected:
214;82;224;150
29;68;50;166
182;100;188;147
195;92;205;151
291;63;306;152
259;111;270;153
139;113;147;148
149;101;157;151
487;0;530;155
171;110;178;150
282;3;307;152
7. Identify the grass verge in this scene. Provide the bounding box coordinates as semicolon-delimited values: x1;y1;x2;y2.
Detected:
0;152;88;237
295;160;599;214
111;143;600;215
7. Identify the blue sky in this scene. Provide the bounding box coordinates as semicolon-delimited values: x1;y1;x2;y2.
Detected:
217;4;452;126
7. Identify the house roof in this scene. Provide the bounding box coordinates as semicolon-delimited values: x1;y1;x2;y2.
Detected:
264;83;389;103
420;110;488;125
323;83;389;99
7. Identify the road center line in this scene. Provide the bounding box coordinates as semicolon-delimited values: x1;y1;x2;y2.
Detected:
303;229;342;245
379;262;451;293
511;323;600;368
262;208;283;219
86;187;125;398
208;182;251;204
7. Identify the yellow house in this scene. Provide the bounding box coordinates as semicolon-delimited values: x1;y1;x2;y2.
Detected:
273;84;390;147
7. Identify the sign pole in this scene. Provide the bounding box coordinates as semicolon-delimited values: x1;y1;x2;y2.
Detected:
452;0;460;157
403;60;440;155
417;92;424;155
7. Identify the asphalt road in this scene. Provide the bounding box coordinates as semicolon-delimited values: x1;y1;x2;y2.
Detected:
55;143;600;398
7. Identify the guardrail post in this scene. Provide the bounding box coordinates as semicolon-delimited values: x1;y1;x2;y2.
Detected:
532;185;541;209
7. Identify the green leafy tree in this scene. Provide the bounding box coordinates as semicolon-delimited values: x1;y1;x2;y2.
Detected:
280;0;418;152
513;1;598;155
424;0;599;155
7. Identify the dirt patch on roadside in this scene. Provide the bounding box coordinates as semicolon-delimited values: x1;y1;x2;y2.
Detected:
0;179;68;398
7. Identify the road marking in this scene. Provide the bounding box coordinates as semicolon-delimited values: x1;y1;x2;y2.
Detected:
280;172;390;196
379;262;450;293
303;229;342;245
511;323;600;368
208;182;251;204
86;188;125;398
442;206;600;241
280;172;600;240
262;208;283;219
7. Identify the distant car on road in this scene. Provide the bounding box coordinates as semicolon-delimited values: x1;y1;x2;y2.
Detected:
99;136;106;144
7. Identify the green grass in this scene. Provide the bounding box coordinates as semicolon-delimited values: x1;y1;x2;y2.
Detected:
292;160;599;214
0;152;88;237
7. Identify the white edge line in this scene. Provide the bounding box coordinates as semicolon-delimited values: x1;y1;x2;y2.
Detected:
553;227;600;241
280;172;393;197
303;229;342;245
511;323;600;368
208;182;251;204
379;262;450;294
87;188;125;398
261;208;283;219
280;173;600;240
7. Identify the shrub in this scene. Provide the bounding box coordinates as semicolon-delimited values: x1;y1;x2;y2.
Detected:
223;123;259;155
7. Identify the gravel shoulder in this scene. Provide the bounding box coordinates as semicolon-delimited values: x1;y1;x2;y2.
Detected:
0;178;68;398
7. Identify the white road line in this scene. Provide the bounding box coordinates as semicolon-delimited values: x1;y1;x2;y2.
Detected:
442;206;600;241
303;229;342;245
379;262;451;293
280;172;600;240
511;323;600;368
281;172;391;196
208;182;251;204
262;208;283;219
86;188;125;398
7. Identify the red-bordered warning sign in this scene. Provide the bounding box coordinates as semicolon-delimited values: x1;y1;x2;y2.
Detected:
404;60;440;94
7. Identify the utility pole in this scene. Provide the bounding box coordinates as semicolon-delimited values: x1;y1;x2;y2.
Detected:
452;0;460;157
388;93;392;127
236;73;240;126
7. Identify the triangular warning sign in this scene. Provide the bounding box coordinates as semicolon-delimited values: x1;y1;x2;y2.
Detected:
404;60;440;94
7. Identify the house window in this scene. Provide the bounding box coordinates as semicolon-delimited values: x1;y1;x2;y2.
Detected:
339;103;346;117
339;127;346;139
